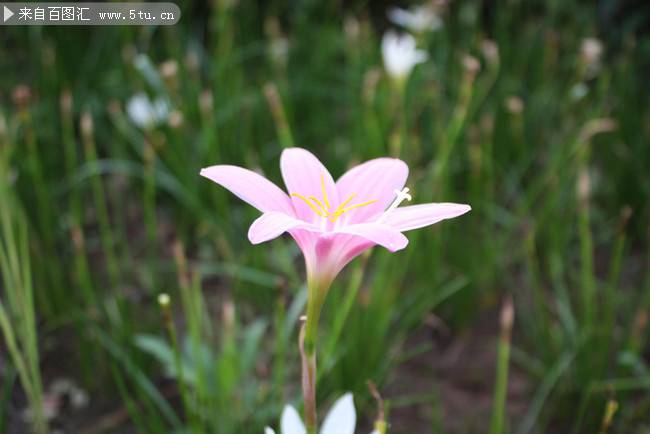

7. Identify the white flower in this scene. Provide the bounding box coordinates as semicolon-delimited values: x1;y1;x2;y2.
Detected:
569;82;589;101
581;37;603;65
580;37;603;78
381;30;428;80
388;5;442;33
265;393;356;434
126;92;170;128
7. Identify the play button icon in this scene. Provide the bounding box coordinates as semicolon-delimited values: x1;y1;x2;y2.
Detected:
3;5;14;22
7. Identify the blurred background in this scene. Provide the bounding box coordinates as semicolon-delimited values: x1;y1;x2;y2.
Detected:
1;0;649;433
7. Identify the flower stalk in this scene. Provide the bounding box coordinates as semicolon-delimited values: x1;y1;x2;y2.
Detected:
300;322;317;433
300;277;330;433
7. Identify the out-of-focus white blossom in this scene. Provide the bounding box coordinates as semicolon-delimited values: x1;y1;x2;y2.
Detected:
159;60;178;80
344;15;361;42
388;4;442;32
265;17;289;69
462;54;481;75
381;30;428;80
570;82;589;101
481;39;499;66
505;95;524;114
127;92;170;129
580;37;603;77
581;38;603;65
265;393;356;434
269;37;289;65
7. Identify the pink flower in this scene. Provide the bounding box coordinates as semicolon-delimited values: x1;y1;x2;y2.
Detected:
200;148;470;287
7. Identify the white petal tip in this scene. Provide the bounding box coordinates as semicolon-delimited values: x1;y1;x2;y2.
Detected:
281;404;306;434
321;393;356;434
388;239;409;252
264;428;275;434
247;227;265;245
446;203;472;215
247;236;266;245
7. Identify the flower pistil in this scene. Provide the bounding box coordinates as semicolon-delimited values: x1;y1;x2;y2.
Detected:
376;187;412;222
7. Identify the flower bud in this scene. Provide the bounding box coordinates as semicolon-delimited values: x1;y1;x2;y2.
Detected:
12;85;31;111
168;110;184;128
462;54;480;76
80;111;94;139
199;91;214;120
481;39;499;66
157;293;171;307
505;96;524;114
60;90;73;116
160;60;178;80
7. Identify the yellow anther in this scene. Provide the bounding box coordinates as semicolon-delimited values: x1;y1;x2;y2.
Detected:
291;193;325;217
338;193;357;209
308;196;328;213
339;200;378;213
328;199;378;222
320;174;331;209
291;176;377;223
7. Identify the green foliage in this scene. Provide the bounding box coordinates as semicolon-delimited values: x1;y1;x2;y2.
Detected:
0;151;46;433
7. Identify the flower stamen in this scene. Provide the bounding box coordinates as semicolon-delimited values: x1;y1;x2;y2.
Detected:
291;175;378;223
338;193;357;209
338;199;379;213
308;196;328;213
320;174;331;209
291;193;325;217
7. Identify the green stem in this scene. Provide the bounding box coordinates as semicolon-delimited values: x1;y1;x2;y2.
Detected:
490;296;514;434
264;82;295;149
300;325;317;434
301;277;329;434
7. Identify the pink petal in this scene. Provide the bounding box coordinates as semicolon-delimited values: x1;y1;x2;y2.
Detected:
280;148;339;222
381;203;471;231
298;233;374;287
336;158;408;224
334;222;408;252
200;165;294;214
248;212;319;244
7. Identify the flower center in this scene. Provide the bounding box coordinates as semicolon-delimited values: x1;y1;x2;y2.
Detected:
291;174;377;222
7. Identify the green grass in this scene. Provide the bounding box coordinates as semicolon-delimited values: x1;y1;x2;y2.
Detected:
0;142;45;433
0;1;649;433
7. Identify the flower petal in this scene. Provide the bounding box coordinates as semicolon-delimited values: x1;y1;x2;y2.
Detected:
320;393;356;434
336;158;409;224
381;31;427;78
381;202;471;231
200;165;294;214
281;405;306;434
265;428;275;434
334;223;408;252
280;148;338;222
248;212;320;244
